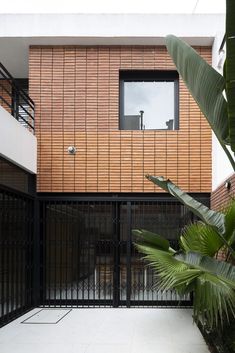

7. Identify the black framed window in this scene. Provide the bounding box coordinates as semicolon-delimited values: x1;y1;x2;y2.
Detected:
119;70;179;130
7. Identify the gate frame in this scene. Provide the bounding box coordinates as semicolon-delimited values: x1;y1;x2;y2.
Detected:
38;192;210;309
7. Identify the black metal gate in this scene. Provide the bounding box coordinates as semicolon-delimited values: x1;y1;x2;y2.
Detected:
0;185;34;327
39;196;199;308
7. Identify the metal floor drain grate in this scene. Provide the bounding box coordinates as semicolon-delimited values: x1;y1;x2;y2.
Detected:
21;308;72;324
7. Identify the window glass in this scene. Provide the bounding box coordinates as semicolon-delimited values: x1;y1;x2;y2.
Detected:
120;71;178;130
124;81;175;130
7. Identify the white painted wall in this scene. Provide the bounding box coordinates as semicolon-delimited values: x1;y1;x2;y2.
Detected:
0;14;225;38
211;32;234;190
0;14;225;77
0;106;37;174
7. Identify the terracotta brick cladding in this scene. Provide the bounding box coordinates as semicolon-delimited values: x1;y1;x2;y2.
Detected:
211;172;235;211
0;80;12;113
29;45;212;193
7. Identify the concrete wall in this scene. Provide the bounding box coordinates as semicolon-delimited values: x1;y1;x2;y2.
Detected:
0;106;37;174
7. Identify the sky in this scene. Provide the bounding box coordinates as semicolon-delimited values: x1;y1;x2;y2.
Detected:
125;82;174;130
0;0;225;14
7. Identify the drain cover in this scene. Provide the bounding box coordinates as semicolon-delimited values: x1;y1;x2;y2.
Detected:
21;309;72;324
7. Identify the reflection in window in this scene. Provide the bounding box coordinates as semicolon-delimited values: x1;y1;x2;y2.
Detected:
120;71;179;130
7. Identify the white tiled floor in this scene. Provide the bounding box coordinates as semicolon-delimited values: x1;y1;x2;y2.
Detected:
0;308;210;353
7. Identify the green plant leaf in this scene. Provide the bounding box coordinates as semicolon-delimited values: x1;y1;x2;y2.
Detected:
166;34;228;142
132;229;170;251
136;242;235;328
224;201;235;245
194;273;235;328
136;244;198;290
174;251;235;287
180;222;223;257
226;0;235;152
146;175;226;234
165;34;235;169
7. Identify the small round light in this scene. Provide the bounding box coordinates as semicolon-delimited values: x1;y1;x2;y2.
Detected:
67;146;76;155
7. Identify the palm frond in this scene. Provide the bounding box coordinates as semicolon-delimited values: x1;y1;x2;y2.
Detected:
194;273;235;328
136;244;200;291
174;251;235;288
180;222;223;256
136;242;235;328
132;228;171;252
224;201;235;246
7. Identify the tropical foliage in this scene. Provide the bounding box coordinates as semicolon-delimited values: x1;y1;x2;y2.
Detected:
134;194;235;328
165;34;235;169
146;175;235;258
225;0;235;152
135;0;235;330
165;0;235;165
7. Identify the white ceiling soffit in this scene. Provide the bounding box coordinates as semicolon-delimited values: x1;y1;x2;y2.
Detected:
0;0;226;14
0;14;225;77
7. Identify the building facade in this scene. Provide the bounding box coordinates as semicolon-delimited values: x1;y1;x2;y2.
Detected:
29;45;211;193
0;14;225;326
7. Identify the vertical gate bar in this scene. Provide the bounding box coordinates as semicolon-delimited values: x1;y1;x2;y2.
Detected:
65;201;68;306
92;203;96;302
33;198;40;307
113;202;120;308
11;194;14;313
50;200;53;305
15;194;19;312
126;201;132;308
76;202;79;303
81;203;85;305
9;194;12;315
27;199;32;308
20;197;23;314
52;200;56;306
87;202;90;305
60;200;62;306
2;191;6;319
23;196;26;310
1;191;4;319
116;202;120;307
11;195;15;315
97;216;100;304
41;202;47;305
6;192;9;317
71;202;74;305
46;201;50;306
48;200;51;306
54;202;57;305
11;193;14;316
5;193;10;319
103;202;106;303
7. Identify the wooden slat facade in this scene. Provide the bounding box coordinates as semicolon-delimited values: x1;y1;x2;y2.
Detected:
29;46;212;193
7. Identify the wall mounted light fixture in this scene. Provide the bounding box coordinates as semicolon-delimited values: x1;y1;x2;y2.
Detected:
67;146;76;155
225;180;231;191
